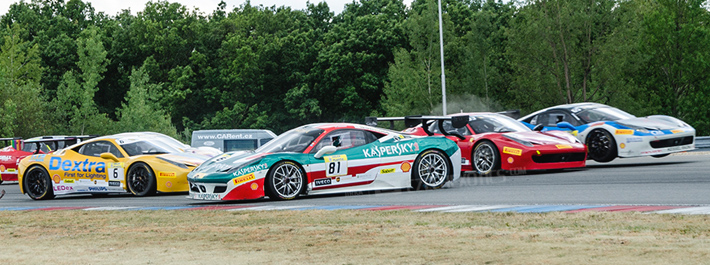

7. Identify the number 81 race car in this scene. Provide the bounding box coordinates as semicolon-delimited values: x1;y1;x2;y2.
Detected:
187;123;462;201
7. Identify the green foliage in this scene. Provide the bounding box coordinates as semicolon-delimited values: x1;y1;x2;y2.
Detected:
117;64;178;137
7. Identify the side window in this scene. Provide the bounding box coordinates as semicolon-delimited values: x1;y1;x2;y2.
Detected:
427;120;471;135
545;111;579;126
312;130;377;152
76;141;124;158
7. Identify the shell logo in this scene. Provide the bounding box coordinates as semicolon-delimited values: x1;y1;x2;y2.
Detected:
166;181;173;188
0;165;5;172
400;162;411;172
619;143;626;149
250;183;258;190
53;174;61;184
507;157;514;164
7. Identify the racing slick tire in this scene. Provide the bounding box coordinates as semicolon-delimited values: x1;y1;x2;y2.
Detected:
23;165;55;200
265;161;306;200
586;129;617;162
472;140;500;175
412;149;450;190
652;154;671;158
126;162;157;197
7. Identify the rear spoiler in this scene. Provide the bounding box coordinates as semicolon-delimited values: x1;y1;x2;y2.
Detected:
23;135;100;153
365;115;469;140
0;137;23;150
496;110;520;119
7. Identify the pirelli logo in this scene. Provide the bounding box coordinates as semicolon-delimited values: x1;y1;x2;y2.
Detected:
615;129;634;135
556;145;572;149
159;172;176;177
503;147;522;156
233;173;255;185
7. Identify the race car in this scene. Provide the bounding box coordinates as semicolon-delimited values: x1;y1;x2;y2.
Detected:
18;132;210;200
187;123;462;201
369;113;587;175
0;136;95;184
519;102;695;162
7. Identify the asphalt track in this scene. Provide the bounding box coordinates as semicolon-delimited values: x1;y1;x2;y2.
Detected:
1;153;709;209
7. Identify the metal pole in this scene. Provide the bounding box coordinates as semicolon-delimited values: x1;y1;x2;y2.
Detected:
437;0;447;115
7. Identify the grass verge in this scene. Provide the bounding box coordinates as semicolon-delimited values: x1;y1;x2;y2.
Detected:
1;210;709;264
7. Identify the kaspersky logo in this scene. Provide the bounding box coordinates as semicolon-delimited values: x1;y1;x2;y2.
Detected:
49;157;106;173
363;143;419;158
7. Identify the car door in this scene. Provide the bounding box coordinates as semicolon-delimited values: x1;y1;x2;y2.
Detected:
308;129;381;191
51;140;129;193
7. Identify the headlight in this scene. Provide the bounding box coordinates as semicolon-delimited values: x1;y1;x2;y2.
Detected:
503;134;534;147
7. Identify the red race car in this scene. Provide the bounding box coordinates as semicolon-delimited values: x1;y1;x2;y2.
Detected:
367;113;587;175
0;136;95;184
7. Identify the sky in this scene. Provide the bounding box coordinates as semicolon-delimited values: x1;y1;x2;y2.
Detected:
0;0;401;17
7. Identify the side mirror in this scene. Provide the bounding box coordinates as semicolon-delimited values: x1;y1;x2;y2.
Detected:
556;122;576;130
100;152;120;162
533;124;545;131
314;146;337;159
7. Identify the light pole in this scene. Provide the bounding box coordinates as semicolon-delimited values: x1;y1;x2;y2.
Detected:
437;0;447;115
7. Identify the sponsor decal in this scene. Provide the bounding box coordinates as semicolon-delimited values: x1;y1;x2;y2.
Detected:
503;147;522;156
314;178;332;186
53;185;73;192
627;137;643;143
63;179;75;183
29;154;45;162
232;173;255;186
400;162;411;172
379;168;396;174
196;133;254;140
363;142;419;158
192;193;221;200
0;156;10;161
49;157;106;173
53;174;61;184
641;150;663;155
668;145;692;151
0;165;4;172
250;183;258;191
671;130;684;134
166;181;173;188
7;168;15;172
507;157;514;164
88;187;108;192
619;143;626;149
571;130;578;136
233;163;268;176
109;181;120;187
461;158;470;165
159;172;176;178
615;129;634;135
555;145;572;149
336;177;341;182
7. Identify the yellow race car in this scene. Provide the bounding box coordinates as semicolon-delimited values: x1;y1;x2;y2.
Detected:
18;132;212;200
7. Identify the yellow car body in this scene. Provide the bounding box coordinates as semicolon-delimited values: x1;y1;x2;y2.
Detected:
18;132;210;200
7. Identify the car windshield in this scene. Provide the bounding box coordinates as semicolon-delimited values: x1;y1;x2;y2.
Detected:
120;140;179;156
256;127;325;154
468;114;531;134
576;107;635;123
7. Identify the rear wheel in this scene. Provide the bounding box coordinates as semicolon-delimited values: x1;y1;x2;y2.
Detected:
586;129;617;162
23;166;54;200
412;150;450;190
265;161;306;200
473;141;500;175
126;162;156;196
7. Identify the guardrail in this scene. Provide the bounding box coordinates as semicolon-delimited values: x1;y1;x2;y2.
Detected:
696;136;710;149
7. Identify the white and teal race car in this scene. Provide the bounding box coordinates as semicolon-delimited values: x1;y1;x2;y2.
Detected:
519;102;695;162
187;123;462;201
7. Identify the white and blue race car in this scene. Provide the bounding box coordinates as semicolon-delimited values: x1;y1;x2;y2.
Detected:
519;102;695;162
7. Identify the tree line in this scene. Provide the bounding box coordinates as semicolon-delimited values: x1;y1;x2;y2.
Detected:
0;0;708;142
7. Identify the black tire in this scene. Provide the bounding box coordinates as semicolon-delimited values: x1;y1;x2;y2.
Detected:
472;141;500;175
126;162;156;196
586;129;617;162
412;149;450;190
265;161;306;200
23;165;55;200
652;153;671;158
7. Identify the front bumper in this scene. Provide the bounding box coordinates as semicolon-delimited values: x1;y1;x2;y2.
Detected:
616;131;695;157
500;143;587;171
188;177;265;201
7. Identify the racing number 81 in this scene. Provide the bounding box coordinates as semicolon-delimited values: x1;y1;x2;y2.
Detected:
324;155;347;177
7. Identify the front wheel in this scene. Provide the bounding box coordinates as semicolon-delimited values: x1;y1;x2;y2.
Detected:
412;150;450;190
126;162;156;196
586;129;617;162
265;161;306;200
23;165;55;200
473;141;500;175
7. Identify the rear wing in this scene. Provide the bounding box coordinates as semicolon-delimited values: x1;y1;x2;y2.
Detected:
0;137;23;150
365;115;469;140
23;135;100;153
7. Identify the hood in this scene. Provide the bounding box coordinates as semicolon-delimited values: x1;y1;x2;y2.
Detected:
507;131;577;145
156;153;208;167
190;151;267;174
615;117;680;131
